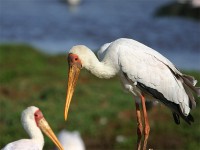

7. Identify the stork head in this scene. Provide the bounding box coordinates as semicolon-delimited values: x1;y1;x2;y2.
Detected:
22;106;64;150
65;45;97;120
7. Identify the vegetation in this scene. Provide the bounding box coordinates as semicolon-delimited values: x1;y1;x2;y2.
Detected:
0;44;199;150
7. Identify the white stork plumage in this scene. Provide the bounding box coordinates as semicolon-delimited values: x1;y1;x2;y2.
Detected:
64;38;200;150
56;130;85;150
2;106;64;150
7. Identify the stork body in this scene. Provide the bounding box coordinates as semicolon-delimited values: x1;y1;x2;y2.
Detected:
2;106;63;150
65;38;200;149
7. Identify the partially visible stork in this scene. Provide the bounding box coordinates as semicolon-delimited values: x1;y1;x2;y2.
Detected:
2;106;64;150
64;38;200;150
56;130;85;150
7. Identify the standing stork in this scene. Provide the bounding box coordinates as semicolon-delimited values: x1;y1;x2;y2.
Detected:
64;38;200;150
2;106;64;150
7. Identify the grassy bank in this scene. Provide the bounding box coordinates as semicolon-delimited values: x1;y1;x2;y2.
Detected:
0;44;200;150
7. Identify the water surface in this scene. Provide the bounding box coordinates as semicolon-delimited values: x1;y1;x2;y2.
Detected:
0;0;200;70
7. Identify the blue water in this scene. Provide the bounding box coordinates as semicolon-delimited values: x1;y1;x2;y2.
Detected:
0;0;200;70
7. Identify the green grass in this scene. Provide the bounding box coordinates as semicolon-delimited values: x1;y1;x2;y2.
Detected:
0;44;200;150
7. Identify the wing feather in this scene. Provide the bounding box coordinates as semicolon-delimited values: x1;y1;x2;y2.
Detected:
98;38;199;116
117;40;190;115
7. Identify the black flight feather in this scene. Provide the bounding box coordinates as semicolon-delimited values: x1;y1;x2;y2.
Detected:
137;82;194;125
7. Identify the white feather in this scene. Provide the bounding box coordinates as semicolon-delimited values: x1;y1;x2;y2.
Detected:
56;130;85;150
97;42;111;61
116;39;190;115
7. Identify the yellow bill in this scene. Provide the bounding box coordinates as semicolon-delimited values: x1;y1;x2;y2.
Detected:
64;53;82;120
38;118;64;150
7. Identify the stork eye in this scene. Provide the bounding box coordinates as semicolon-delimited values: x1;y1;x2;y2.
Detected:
75;57;78;61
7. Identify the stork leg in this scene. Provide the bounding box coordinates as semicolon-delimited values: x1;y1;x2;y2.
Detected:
140;94;150;150
135;101;143;150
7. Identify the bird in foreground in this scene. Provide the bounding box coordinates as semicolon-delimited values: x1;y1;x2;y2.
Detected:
64;38;200;150
56;130;85;150
2;106;64;150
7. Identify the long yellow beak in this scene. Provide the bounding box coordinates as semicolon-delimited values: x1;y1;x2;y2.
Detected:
64;60;81;121
38;118;64;150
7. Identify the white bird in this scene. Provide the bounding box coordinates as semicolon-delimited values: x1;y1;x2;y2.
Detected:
2;106;64;150
64;38;200;150
66;0;81;6
56;130;85;150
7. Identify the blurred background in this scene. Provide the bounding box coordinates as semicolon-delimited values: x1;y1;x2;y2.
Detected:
0;0;200;149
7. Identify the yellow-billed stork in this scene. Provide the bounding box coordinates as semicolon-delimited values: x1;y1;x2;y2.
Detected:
2;106;64;150
64;38;200;150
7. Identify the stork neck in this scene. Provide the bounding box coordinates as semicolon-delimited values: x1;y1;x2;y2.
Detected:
22;119;44;147
85;55;118;79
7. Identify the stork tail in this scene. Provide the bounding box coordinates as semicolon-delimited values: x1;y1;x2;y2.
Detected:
182;74;200;97
172;112;180;125
172;112;194;125
179;74;200;110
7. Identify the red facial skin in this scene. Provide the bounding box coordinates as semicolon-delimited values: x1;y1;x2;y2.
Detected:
68;53;82;66
34;109;44;127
